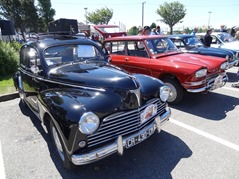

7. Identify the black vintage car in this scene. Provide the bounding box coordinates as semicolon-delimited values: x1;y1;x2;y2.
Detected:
13;33;171;169
169;34;238;68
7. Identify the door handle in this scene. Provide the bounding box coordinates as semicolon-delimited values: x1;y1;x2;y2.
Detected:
125;58;129;61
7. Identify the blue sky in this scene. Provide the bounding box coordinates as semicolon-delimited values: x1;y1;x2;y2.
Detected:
51;0;239;31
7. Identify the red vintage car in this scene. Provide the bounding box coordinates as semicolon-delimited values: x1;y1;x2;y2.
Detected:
103;35;228;104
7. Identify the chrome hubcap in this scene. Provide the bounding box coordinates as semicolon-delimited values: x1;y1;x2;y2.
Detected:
52;126;65;161
165;83;177;102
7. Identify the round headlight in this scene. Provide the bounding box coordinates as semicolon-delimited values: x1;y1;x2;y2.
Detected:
160;86;171;102
236;52;239;58
220;62;228;70
195;68;207;78
79;112;99;134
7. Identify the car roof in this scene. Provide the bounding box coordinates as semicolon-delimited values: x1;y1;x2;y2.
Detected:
25;35;95;49
196;32;226;35
94;25;119;28
104;35;167;41
168;34;195;39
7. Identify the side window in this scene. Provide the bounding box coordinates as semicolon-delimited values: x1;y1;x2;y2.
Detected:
111;42;126;55
104;42;111;54
127;41;148;58
172;40;185;48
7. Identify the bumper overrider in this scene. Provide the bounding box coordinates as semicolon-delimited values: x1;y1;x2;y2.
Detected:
187;72;228;93
71;108;171;165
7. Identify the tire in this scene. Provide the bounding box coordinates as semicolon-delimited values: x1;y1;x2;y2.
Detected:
163;78;184;104
50;120;76;170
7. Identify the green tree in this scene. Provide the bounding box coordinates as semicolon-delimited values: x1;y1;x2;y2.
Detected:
37;0;55;32
150;23;156;29
156;1;186;34
128;26;139;35
0;0;55;39
86;7;113;25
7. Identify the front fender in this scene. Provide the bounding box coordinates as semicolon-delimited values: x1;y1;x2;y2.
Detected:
39;88;129;154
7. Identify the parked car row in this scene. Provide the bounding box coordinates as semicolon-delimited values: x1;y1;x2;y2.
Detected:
12;31;238;169
196;32;239;52
169;34;238;68
102;35;230;104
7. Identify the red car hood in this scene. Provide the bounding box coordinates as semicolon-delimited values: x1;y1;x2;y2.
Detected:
155;53;226;72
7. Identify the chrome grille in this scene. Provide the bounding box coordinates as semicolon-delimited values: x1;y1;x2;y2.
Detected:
206;73;219;85
87;98;166;147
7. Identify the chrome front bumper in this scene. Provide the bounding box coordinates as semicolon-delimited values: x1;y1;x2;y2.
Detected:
187;73;228;93
71;108;171;165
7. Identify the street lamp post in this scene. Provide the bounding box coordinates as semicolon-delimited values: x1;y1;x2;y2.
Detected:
208;11;212;29
142;1;146;27
84;7;88;25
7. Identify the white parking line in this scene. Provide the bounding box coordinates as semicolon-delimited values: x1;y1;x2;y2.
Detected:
170;118;239;152
222;86;239;91
0;141;6;179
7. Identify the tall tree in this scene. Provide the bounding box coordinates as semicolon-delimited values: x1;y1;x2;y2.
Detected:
156;1;186;34
37;0;55;32
86;7;113;25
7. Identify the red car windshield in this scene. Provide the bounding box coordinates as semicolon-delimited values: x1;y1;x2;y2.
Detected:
146;38;178;54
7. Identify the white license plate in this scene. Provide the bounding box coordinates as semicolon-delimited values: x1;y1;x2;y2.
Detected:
126;125;155;149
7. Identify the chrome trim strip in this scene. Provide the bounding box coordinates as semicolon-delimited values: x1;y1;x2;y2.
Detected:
19;68;105;92
71;108;171;165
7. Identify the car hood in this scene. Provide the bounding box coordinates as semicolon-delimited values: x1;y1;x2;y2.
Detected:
196;46;232;57
48;63;139;90
220;41;239;51
157;53;224;72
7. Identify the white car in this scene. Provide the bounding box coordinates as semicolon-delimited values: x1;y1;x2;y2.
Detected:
196;32;239;52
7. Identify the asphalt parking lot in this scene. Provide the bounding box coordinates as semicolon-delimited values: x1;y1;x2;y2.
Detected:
0;67;239;179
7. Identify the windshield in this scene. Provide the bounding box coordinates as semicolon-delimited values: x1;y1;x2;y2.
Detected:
44;44;105;66
184;36;204;47
217;33;235;42
146;38;178;54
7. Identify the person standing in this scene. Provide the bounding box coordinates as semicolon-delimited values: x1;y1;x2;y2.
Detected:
204;29;213;47
191;27;198;35
220;25;227;33
142;26;151;35
156;26;163;35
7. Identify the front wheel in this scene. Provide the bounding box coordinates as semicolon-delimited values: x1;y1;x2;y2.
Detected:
50;120;76;170
163;78;184;104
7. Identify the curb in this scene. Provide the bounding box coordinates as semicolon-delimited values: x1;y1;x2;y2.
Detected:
0;92;19;102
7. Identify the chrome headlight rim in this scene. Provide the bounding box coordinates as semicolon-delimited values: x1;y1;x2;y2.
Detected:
195;68;207;78
225;55;229;60
236;52;239;58
160;86;171;102
220;62;228;70
78;112;100;135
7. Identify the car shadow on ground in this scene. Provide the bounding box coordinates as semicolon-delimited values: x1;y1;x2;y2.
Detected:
19;101;192;179
170;91;239;121
62;131;192;179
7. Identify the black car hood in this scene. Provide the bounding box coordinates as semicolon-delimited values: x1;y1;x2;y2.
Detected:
48;62;139;90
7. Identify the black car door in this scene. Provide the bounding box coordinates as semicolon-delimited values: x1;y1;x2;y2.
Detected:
20;46;43;112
